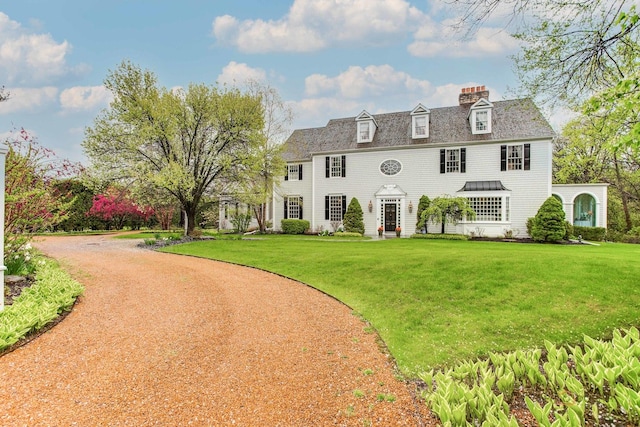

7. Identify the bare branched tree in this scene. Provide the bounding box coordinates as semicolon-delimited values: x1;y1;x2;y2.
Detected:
0;85;9;103
448;0;640;107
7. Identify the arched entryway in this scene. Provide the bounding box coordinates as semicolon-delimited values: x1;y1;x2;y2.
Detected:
573;193;596;227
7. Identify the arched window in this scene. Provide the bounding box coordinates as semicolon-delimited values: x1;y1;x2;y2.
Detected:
573;193;596;227
552;194;563;203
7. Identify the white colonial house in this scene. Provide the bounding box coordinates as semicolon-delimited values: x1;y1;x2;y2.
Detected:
273;86;608;238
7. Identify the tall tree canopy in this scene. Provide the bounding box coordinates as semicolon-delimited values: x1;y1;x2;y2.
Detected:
555;109;640;231
451;1;640;150
227;81;291;233
83;61;265;234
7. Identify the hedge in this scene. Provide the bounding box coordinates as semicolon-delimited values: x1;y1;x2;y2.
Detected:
410;233;469;241
573;226;607;241
281;219;310;235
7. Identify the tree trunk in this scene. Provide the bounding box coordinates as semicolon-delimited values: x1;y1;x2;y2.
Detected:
613;153;633;231
253;203;265;233
181;202;198;236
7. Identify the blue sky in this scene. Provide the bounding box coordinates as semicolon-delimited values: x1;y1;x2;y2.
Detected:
1;0;536;164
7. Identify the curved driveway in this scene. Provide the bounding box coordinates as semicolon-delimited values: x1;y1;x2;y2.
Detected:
0;235;431;426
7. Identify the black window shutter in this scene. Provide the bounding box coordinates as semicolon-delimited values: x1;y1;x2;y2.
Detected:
284;166;288;181
325;157;330;178
325;196;330;220
500;145;507;171
460;148;466;173
524;144;531;170
298;164;303;180
299;196;303;219
284;198;288;219
341;195;347;219
440;149;445;174
341;155;346;178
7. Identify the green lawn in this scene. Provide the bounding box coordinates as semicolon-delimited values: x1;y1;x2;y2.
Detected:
161;237;640;376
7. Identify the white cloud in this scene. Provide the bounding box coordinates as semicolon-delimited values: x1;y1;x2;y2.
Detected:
212;0;426;53
217;61;268;87
293;65;503;130
0;12;74;84
289;97;364;128
0;86;58;114
408;22;520;58
305;65;432;99
59;86;112;112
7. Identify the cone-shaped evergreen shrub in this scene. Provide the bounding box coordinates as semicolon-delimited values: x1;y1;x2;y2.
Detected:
343;197;365;234
416;195;431;229
531;196;567;242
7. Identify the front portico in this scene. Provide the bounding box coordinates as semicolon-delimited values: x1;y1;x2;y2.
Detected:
375;184;407;236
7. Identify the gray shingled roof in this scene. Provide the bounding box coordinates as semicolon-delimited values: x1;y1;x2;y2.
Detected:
283;98;555;161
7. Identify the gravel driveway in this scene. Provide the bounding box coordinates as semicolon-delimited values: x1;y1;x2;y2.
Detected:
0;234;433;426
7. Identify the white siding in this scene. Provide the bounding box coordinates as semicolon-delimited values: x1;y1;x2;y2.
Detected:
275;138;554;237
274;161;313;230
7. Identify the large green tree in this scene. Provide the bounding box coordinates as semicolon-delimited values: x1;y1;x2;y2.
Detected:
452;1;640;150
554;109;640;232
83;61;265;235
229;82;291;233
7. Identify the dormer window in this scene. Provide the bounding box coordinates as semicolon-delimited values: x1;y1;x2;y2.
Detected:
355;110;377;143
469;98;493;135
475;111;488;132
410;103;430;139
358;121;371;141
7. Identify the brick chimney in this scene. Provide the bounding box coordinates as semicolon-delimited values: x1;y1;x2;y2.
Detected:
459;85;489;105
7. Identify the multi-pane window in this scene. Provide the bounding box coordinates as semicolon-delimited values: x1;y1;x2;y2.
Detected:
358;122;370;141
288;164;299;181
380;159;402;176
330;156;342;177
446;149;460;173
329;195;343;221
467;197;503;221
288;196;301;219
507;145;523;170
475;111;488;132
414;116;427;137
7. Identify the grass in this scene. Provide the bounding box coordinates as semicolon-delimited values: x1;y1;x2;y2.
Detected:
161;236;640;376
114;230;184;240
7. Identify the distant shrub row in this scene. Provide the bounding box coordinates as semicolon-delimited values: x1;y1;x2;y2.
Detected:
410;234;469;241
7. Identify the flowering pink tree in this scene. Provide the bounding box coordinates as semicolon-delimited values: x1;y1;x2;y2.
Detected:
4;129;81;273
87;192;154;230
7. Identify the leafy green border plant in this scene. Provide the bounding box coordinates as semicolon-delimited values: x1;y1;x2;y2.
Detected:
420;327;640;426
0;260;84;352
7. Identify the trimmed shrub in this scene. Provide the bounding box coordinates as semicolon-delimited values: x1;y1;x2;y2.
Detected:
343;197;365;234
526;217;535;236
573;226;607;241
410;233;469;241
531;197;566;242
333;232;363;238
281;219;310;235
564;221;574;241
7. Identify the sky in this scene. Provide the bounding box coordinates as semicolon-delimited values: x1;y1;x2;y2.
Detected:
1;0;545;165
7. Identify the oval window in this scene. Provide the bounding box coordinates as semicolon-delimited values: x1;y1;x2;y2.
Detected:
380;159;402;176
